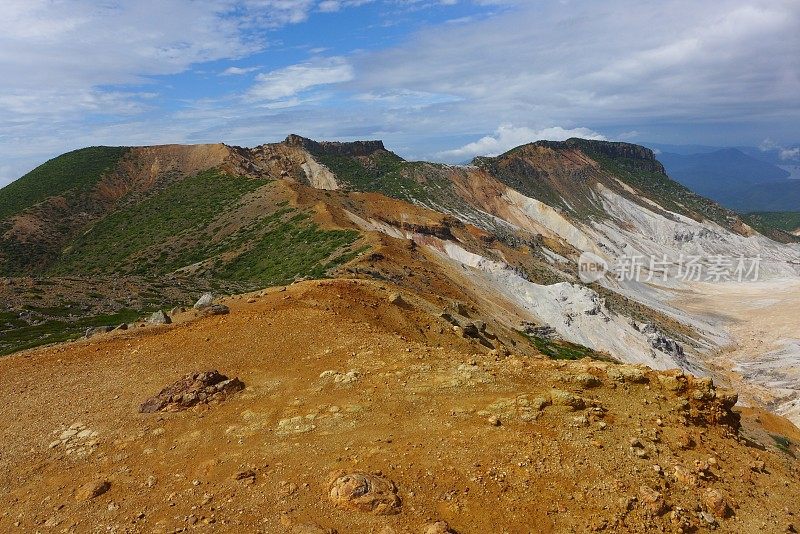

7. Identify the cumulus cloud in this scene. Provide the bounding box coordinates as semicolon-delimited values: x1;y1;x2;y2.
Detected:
247;57;354;101
439;125;607;160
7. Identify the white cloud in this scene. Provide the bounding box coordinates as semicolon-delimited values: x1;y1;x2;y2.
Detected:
221;66;260;76
780;147;800;161
358;0;800;133
439;125;607;160
318;0;375;13
247;57;354;101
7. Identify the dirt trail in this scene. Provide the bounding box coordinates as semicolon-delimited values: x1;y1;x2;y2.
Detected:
671;279;800;425
0;279;798;533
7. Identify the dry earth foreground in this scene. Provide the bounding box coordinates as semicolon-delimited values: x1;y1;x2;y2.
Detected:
2;280;799;533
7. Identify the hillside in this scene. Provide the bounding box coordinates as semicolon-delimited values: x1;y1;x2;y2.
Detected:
2;135;800;532
742;212;800;241
656;147;800;213
1;279;799;533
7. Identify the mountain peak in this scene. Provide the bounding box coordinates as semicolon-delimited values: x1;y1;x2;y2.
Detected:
528;138;662;165
284;134;387;158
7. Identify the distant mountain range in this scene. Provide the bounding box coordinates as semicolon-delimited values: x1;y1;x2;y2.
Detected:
648;143;800;213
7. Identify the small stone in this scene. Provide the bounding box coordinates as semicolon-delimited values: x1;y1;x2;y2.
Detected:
638;485;667;515
75;480;111;501
549;389;585;410
700;511;717;526
423;521;455;534
48;440;61;449
750;460;766;473
488;415;501;426
147;310;171;325
234;469;257;484
702;488;731;518
194;292;214;309
328;471;401;515
653;464;663;475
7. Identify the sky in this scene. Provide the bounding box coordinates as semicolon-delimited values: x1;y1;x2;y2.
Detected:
1;0;799;186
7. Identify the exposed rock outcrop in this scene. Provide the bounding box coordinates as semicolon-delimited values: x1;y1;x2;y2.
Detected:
139;370;244;413
327;471;401;515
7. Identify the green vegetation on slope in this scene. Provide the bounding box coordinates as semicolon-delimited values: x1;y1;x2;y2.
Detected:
50;169;362;287
519;331;608;361
0;146;128;221
51;170;266;275
217;211;361;288
0;308;143;357
318;152;428;199
587;149;740;232
744;212;800;233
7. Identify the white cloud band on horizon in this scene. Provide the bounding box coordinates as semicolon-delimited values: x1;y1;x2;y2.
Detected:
438;125;607;160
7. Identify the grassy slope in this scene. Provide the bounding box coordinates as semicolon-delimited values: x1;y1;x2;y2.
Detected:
51;169;361;286
1;168;363;357
51;169;265;276
744;212;800;233
586;150;740;231
0;147;128;221
0;309;144;357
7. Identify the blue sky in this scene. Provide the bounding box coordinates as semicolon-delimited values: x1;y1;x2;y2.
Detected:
1;0;799;186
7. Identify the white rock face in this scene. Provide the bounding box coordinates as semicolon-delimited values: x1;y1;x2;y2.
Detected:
435;241;680;369
301;157;338;190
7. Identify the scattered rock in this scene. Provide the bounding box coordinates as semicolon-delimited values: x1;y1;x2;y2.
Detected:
672;465;698;487
75;480;111;501
638;485;667;515
549;389;585;410
139;370;244;413
320;369;360;385
198;303;230;316
194;292;214;309
85;325;113;338
750;460;766;473
388;292;404;305
702;488;731;518
276;416;316;435
488;415;502;426
328;471;401;515
423;521;456;534
606;365;648;383
563;373;602;388
234;469;256;484
52;422;99;456
147;310;171;325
